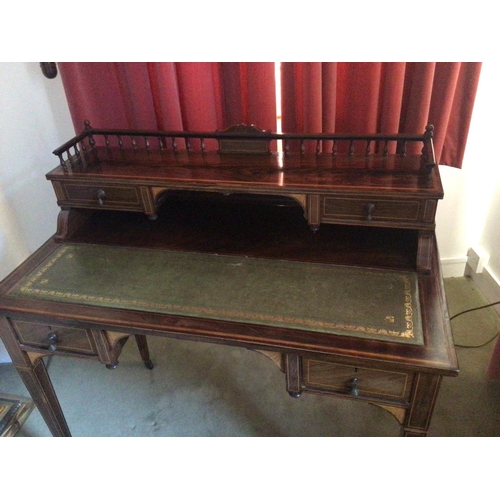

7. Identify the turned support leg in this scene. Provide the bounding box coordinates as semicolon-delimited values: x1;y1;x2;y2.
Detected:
307;194;321;234
285;354;303;398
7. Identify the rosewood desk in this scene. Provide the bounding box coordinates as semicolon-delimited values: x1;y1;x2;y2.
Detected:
0;124;458;436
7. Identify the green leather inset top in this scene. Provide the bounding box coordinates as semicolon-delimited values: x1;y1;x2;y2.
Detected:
9;244;423;344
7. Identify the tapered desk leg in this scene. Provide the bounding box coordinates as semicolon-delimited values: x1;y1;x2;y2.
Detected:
16;356;71;437
0;318;71;437
402;373;442;437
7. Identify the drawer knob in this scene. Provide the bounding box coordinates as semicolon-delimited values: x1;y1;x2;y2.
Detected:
347;377;359;396
47;332;59;352
97;189;106;206
365;203;375;221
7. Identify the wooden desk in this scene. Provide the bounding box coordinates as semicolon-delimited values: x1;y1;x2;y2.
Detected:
0;197;457;436
0;124;457;436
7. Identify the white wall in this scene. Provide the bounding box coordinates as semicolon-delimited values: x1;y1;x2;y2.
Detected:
436;165;471;276
468;63;500;282
0;62;74;362
1;62;499;362
436;62;500;283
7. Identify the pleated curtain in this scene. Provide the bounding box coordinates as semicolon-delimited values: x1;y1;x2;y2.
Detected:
58;61;481;167
58;62;277;148
280;62;482;167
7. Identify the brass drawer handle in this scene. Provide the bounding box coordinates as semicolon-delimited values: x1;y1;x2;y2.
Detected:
47;332;59;352
97;189;106;206
347;377;359;396
365;203;375;221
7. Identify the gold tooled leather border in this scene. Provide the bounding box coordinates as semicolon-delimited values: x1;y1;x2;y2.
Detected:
11;245;419;343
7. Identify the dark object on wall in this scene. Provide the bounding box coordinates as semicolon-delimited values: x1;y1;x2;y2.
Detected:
40;63;58;79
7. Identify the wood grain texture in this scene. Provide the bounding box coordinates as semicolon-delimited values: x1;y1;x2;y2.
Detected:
0;126;456;437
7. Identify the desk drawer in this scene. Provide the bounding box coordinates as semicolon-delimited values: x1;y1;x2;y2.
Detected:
12;320;95;355
321;196;421;225
56;183;142;210
303;359;412;402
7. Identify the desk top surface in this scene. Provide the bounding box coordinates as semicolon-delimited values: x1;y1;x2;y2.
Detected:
7;243;423;345
47;148;443;197
0;197;457;375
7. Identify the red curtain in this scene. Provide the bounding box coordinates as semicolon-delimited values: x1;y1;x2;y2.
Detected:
280;62;481;167
58;62;277;135
58;62;480;167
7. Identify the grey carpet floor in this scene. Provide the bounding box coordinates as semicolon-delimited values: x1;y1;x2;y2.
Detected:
1;276;499;437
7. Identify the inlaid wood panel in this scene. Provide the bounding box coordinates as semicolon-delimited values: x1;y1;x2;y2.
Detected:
304;358;412;402
12;320;95;355
321;196;421;225
60;183;142;211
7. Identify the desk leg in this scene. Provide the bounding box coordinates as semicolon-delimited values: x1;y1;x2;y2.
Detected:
403;373;442;437
135;335;154;369
17;355;71;437
0;318;71;437
285;354;302;398
307;194;321;233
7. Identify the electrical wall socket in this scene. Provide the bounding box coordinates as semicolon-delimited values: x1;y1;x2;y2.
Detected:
467;246;489;273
